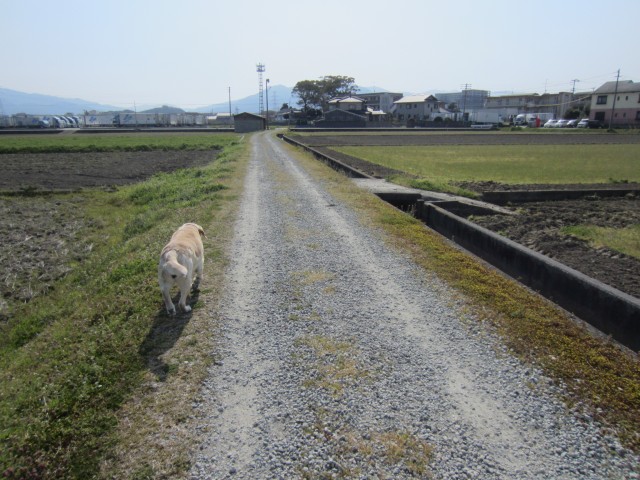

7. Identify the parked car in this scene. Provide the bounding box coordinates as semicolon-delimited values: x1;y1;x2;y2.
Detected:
577;118;589;128
543;119;558;128
566;119;578;128
588;120;605;129
555;119;569;128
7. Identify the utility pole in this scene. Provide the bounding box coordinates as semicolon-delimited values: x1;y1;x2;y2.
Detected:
461;83;471;123
265;78;270;130
228;87;232;121
609;69;620;130
571;79;580;94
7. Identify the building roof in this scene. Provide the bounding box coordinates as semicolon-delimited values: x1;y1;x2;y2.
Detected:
487;93;539;99
328;96;365;104
234;112;265;120
357;92;403;97
394;94;438;104
594;80;638;94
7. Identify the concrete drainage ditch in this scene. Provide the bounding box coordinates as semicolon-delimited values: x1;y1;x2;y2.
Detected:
279;133;640;351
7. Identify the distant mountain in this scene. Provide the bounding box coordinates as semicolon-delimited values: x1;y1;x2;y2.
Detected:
0;87;121;115
141;105;185;114
0;84;395;117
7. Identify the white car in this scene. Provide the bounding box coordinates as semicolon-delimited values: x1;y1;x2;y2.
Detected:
555;119;569;128
577;118;589;128
543;119;558;128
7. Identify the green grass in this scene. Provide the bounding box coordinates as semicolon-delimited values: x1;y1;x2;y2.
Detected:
0;136;246;478
562;224;640;259
333;144;640;186
0;132;238;153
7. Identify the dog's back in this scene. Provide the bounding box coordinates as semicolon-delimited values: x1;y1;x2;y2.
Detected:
162;223;205;259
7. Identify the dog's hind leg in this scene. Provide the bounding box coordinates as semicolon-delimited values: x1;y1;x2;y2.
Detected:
176;277;192;313
161;283;177;316
193;255;204;290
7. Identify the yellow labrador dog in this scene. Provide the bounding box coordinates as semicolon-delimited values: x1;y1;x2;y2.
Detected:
158;223;206;315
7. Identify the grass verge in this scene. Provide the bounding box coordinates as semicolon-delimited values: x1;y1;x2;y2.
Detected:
281;137;640;454
0;136;249;479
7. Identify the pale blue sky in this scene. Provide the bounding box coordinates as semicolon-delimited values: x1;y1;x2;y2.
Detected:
1;0;638;109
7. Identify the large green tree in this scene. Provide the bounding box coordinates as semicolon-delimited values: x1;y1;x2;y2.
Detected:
292;75;358;112
292;80;323;112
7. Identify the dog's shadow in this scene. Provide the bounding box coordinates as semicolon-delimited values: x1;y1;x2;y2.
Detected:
139;283;201;382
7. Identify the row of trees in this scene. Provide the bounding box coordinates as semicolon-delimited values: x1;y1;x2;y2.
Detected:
292;76;358;115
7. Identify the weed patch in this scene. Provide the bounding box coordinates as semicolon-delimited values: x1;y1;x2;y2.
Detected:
296;335;369;397
562;224;640;259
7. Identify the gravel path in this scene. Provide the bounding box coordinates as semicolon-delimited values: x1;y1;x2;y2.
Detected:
190;132;639;479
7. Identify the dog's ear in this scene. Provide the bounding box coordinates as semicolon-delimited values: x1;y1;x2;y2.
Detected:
198;227;207;239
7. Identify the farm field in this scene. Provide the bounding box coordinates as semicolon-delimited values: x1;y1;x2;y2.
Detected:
289;132;640;299
292;131;640;146
330;144;640;185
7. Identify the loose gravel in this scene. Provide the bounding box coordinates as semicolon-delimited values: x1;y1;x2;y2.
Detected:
189;132;639;479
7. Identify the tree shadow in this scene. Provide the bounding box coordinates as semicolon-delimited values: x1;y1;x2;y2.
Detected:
139;283;201;381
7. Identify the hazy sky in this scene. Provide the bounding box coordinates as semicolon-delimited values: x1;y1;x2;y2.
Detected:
1;0;638;109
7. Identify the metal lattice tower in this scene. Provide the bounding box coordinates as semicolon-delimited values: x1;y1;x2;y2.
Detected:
256;63;265;114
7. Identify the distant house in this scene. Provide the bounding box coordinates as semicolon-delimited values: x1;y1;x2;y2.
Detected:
207;113;233;126
356;92;403;114
314;109;366;128
436;89;489;112
327;96;367;114
366;107;390;123
484;92;577;118
391;94;440;122
590;80;640;127
234;112;265;133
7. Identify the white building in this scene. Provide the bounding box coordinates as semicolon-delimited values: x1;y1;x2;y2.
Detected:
590;80;640;127
391;95;440;122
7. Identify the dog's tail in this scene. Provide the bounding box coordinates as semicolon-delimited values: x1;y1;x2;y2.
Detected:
162;251;188;279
